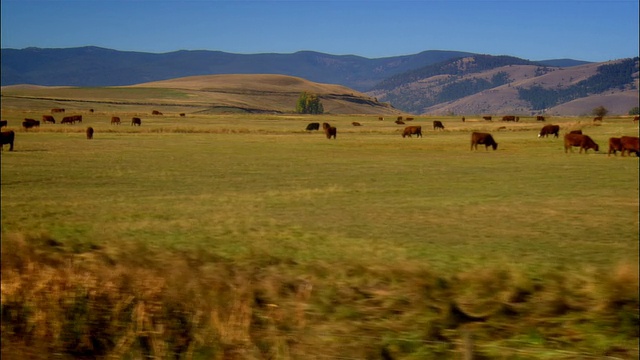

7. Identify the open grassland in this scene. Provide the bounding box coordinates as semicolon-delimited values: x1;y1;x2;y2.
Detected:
1;106;639;359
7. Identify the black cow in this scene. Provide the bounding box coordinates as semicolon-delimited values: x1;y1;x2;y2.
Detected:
22;119;40;129
433;121;445;131
1;130;15;151
306;122;320;131
471;132;498;151
538;124;560;138
131;117;142;126
0;120;7;128
86;127;94;140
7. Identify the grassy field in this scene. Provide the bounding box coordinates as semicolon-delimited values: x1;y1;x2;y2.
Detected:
1;107;639;359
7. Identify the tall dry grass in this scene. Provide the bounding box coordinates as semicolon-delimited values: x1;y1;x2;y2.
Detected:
1;233;638;359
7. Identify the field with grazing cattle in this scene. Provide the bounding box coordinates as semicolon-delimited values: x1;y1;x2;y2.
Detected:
1;101;639;359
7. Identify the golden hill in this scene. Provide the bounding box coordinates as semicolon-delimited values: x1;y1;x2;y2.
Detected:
1;74;400;115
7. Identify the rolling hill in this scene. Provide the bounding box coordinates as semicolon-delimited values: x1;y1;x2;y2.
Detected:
0;74;400;115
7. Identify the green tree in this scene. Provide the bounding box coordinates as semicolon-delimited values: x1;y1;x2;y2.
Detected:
629;107;639;115
296;92;324;114
592;105;608;117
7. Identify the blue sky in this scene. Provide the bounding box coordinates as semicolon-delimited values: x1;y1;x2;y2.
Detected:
1;0;638;62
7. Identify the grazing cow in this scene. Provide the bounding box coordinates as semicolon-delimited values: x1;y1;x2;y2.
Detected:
42;115;56;124
111;116;121;125
569;130;583;135
564;133;599;153
131;117;142;126
86;127;94;140
402;126;422;138
482;116;492;121
22;119;40;129
633;116;639;123
461;116;465;122
306;122;320;131
502;115;516;122
395;120;405;125
61;116;75;124
433;121;445;131
152;110;163;115
536;116;546;121
352;122;362;126
378;117;384;121
1;130;15;151
471;132;498;151
72;115;82;123
51;108;65;113
620;136;640;157
538;124;560;138
1;120;7;128
593;116;603;122
608;137;623;156
180;113;186;117
406;117;414;121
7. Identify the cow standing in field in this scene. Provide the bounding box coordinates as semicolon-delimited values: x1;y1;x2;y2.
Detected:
461;117;465;122
608;137;623;156
378;117;384;121
61;116;75;124
633;116;639;123
131;117;142;126
482;116;492;121
51;108;65;113
502;115;516;122
42;115;55;124
111;116;121;125
305;122;320;131
564;133;599;153
1;130;15;151
395;120;405;125
402;126;422;138
620;136;639;157
86;127;94;140
72;115;83;123
538;124;560;138
593;116;603;122
322;122;337;139
180;113;186;117
352;122;362;126
536;116;546;121
152;110;163;115
433;121;445;131
471;132;498;151
22;119;40;129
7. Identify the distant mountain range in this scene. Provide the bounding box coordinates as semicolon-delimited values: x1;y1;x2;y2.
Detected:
1;46;637;115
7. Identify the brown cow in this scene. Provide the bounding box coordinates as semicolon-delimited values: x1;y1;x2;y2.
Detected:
471;132;498;151
61;116;75;124
564;133;599;153
569;130;583;135
461;116;465;122
378;117;384;121
397;116;403;122
72;115;83;123
42;115;56;124
402;126;422;138
608;137;623;156
536;116;546;121
111;116;121;125
1;120;7;128
180;113;186;117
131;117;142;126
482;116;492;121
538;124;560;138
86;127;94;140
593;116;603;122
433;121;445;131
620;136;639;157
324;125;337;139
406;117;414;121
51;108;65;113
352;122;362;126
502;115;516;122
395;120;405;125
1;130;15;151
633;116;639;123
322;122;331;130
152;110;163;115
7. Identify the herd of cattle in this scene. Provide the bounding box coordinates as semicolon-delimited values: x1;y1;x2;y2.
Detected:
1;111;639;157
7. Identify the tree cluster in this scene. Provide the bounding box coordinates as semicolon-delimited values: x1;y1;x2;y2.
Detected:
296;92;324;114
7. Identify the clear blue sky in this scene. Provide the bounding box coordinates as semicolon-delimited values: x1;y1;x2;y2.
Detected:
1;0;638;62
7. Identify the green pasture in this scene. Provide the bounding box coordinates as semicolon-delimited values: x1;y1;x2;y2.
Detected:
2;113;638;274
